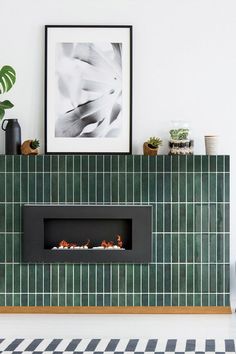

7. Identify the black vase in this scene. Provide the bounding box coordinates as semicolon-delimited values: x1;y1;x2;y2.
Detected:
1;119;21;155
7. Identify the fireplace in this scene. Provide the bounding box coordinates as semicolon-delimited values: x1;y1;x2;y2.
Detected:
23;205;152;263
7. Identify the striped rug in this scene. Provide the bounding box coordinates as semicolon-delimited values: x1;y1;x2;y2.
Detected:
0;338;235;353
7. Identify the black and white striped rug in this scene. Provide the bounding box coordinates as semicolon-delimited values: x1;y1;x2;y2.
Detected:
0;338;235;353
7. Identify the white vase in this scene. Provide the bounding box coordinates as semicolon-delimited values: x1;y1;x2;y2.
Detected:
204;135;219;155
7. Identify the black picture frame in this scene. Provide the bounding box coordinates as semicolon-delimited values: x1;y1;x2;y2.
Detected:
44;25;132;155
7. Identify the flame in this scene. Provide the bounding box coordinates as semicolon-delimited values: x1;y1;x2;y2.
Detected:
57;235;123;249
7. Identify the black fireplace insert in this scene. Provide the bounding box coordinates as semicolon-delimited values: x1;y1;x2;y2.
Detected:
23;205;152;263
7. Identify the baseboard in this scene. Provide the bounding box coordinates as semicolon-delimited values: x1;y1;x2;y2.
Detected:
0;306;232;314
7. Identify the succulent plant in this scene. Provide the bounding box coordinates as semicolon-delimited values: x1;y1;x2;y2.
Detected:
147;136;162;149
169;128;189;140
30;139;40;150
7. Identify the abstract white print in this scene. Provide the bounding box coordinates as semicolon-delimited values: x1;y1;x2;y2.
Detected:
55;42;122;138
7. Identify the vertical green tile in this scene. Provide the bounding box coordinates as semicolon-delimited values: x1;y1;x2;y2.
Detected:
164;234;171;262
202;264;208;293
180;204;186;232
202;234;209;263
194;156;201;172
164;173;171;202
112;173;118;202
194;173;201;202
156;204;163;232
0;174;5;203
171;204;178;232
119;173;125;203
186;156;194;172
126;265;134;293
225;156;230;172
172;264;178;293
187;173;193;202
74;265;81;293
149;173;156;202
6;173;13;202
225;173;229;203
141;173;148;203
164;204;171;232
156;173;163;202
217;173;224;202
171;156;179;172
74;156;81;172
29;265;36;293
104;264;111;293
133;155;141;172
96;173;103;203
171;173;178;202
156;156;163;172
127;173;133;203
171;234;178;262
88;173;95;203
133;173;140;203
58;265;66;293
225;204;230;232
217;264;223;293
179;173;186;202
156;234;163;263
164;264;171;292
210;264;216;292
0;204;6;232
0;265;5;293
202;173;208;202
104;173;111;203
141;265;148;293
0;157;5;172
164;156;171;172
82;264;88;293
82;173;89;203
194;234;201;263
179;264;186;293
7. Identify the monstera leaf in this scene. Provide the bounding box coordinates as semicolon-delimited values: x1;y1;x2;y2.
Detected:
55;42;122;138
0;65;16;120
0;66;16;94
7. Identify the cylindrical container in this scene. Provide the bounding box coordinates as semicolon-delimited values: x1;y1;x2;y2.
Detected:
205;135;219;155
1;119;21;155
143;142;158;156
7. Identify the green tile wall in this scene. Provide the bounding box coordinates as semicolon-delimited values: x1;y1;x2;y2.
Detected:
0;155;230;307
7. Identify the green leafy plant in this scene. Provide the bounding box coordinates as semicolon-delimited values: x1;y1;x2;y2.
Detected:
30;139;40;150
0;65;16;120
147;136;162;149
169;128;189;140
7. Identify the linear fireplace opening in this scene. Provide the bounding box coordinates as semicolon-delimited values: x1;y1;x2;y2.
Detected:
23;205;152;263
44;218;132;250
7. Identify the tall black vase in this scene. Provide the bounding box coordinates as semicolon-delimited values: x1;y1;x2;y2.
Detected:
1;119;21;155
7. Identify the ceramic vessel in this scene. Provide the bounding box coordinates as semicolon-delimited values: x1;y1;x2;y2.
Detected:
205;135;219;155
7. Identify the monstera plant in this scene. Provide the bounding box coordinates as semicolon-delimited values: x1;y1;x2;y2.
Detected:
0;65;16;120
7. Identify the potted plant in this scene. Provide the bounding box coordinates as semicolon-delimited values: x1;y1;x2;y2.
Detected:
0;65;16;120
169;127;193;155
21;139;40;155
143;136;162;156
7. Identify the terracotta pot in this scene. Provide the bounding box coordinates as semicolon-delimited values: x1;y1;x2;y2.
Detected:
143;142;159;156
21;140;39;155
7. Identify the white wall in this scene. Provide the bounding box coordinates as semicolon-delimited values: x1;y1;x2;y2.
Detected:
1;0;236;303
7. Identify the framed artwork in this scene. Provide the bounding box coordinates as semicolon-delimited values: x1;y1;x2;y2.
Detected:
45;25;132;154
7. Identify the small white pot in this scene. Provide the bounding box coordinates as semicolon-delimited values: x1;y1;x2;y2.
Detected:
204;135;219;155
